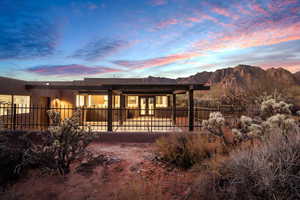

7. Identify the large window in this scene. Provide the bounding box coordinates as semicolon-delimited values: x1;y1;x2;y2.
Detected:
0;95;30;115
114;96;120;108
156;96;168;108
76;95;121;108
127;96;138;108
0;95;12;104
76;95;85;107
0;95;12;115
14;96;30;114
88;95;108;108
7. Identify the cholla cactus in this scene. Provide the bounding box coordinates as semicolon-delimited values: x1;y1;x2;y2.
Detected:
232;116;263;143
42;109;93;174
259;91;292;119
47;110;61;126
264;114;299;139
202;112;225;138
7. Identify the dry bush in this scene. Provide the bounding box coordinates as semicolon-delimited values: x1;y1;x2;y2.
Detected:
155;133;224;169
190;132;300;200
0;131;34;190
113;177;164;200
22;110;94;175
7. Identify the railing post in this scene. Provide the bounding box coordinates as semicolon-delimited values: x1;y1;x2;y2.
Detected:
188;90;194;131
172;94;176;125
107;89;113;132
12;104;17;131
120;95;125;125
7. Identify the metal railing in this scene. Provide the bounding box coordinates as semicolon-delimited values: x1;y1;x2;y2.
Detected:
0;104;244;132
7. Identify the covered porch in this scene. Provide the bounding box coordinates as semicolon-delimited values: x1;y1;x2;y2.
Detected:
24;83;210;132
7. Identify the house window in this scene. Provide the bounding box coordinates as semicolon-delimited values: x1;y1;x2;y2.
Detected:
0;95;12;104
76;95;85;107
127;96;138;108
0;95;12;115
0;95;30;115
14;96;30;114
156;96;168;108
114;96;120;108
88;95;108;108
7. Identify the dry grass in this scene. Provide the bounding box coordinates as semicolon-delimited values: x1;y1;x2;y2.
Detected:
113;177;164;200
189;131;300;200
155;133;226;169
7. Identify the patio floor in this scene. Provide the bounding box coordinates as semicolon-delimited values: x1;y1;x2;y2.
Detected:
84;117;183;132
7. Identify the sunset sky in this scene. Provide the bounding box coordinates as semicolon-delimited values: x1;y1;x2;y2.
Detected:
0;0;300;81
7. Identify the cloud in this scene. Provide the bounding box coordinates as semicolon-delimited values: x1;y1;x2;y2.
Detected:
267;0;298;13
211;6;239;20
192;10;300;53
71;38;131;61
153;19;181;30
113;52;201;69
26;64;120;76
249;1;268;16
260;61;300;73
0;6;59;60
150;0;168;6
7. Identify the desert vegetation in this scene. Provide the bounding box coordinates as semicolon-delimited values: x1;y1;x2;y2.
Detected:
1;91;300;199
154;91;300;199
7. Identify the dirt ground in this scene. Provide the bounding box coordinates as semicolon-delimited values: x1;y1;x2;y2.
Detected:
2;142;198;200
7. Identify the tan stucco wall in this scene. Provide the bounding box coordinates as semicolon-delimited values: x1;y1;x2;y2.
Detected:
0;77;29;95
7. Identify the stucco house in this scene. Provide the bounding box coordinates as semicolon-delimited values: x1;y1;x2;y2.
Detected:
0;77;209;132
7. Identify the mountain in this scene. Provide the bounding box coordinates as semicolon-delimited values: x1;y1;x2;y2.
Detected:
176;65;299;89
294;71;300;84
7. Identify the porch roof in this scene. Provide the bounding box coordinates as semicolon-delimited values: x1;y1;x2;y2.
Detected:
25;83;210;94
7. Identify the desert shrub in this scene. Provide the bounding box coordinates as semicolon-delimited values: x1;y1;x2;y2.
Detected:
113;177;164;200
155;133;223;169
201;112;230;145
0;131;34;190
23;110;94;175
232;116;264;143
232;93;299;144
190;132;300;200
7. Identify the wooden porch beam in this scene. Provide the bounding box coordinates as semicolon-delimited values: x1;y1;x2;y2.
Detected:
119;95;125;125
107;89;113;132
188;89;194;131
172;94;176;125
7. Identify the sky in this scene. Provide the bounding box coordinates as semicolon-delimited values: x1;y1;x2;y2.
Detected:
0;0;300;81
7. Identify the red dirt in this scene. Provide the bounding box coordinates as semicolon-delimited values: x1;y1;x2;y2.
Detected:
4;142;199;200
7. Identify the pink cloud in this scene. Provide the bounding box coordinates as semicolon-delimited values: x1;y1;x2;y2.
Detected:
236;4;253;15
113;52;201;69
260;61;300;73
211;7;240;20
192;15;300;52
249;2;269;16
27;64;120;76
268;0;298;12
151;0;168;6
154;18;180;30
291;6;300;14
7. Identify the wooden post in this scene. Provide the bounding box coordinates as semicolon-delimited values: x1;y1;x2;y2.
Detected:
107;90;113;132
172;94;176;125
188;90;194;131
12;104;17;131
120;95;125;125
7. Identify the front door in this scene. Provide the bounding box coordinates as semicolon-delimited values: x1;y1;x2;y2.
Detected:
140;97;155;116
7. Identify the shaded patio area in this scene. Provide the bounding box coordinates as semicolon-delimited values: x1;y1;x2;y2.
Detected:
84;116;184;132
